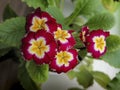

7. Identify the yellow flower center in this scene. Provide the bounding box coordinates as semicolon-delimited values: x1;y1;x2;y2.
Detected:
54;28;70;43
56;51;73;67
29;37;49;58
30;16;48;32
93;36;106;53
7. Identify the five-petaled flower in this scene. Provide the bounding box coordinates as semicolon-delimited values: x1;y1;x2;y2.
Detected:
50;49;78;73
21;30;57;64
54;25;76;50
25;8;57;33
86;30;110;58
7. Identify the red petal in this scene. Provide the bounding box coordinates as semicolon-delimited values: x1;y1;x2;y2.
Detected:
46;21;57;33
21;43;33;60
22;32;35;43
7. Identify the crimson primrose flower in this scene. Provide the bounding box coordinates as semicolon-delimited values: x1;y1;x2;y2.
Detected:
21;30;57;64
50;49;78;73
54;24;76;50
25;8;57;33
86;30;110;58
79;26;89;45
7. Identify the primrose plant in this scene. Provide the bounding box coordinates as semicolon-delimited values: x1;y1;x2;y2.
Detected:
0;0;120;90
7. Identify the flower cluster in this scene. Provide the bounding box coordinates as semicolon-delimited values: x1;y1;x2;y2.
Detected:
80;26;110;58
21;8;78;73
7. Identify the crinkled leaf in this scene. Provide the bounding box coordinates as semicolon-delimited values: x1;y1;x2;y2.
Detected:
106;35;120;53
91;71;111;88
3;4;17;21
102;48;120;68
46;6;64;24
0;17;26;48
0;48;11;57
107;72;120;90
77;69;93;88
22;0;48;10
102;35;120;68
26;61;49;84
65;0;104;25
74;0;104;17
0;42;11;57
18;63;40;90
73;17;87;26
1;5;17;56
0;42;10;49
86;13;115;30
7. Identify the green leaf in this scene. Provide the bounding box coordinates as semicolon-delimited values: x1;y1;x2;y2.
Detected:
0;17;26;48
26;61;49;84
47;0;56;7
18;62;40;90
102;0;119;12
67;59;93;80
77;69;93;88
78;58;94;71
0;42;11;57
102;35;120;68
65;0;104;25
102;48;120;68
74;0;104;17
22;0;48;10
0;48;11;57
106;35;120;53
46;6;64;24
91;71;111;88
73;16;87;26
107;72;120;90
67;70;78;79
3;4;17;21
1;5;17;56
54;0;61;8
85;13;115;30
